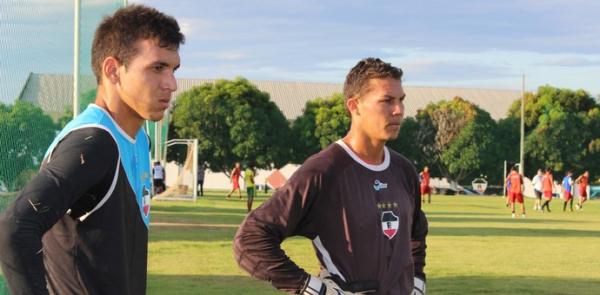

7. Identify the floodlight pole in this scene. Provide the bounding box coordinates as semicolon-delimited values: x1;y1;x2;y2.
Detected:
154;120;161;162
519;75;525;175
73;0;81;117
503;160;507;195
192;139;198;201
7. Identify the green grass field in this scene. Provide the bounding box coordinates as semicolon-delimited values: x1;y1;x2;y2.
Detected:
2;192;600;294
146;192;600;294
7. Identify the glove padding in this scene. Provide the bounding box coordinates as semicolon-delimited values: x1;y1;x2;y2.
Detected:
301;276;343;295
413;277;426;295
301;276;371;295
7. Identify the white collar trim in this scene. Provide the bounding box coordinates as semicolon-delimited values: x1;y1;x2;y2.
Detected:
89;104;137;143
335;139;390;171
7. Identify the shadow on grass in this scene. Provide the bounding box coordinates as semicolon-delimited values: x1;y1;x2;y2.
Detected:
148;200;257;242
147;274;282;295
149;225;238;242
428;216;576;224
152;205;246;215
146;274;600;295
424;211;507;216
151;211;245;225
431;226;600;237
429;275;600;295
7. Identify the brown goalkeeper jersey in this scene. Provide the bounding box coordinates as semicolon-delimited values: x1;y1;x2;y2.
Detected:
234;140;428;294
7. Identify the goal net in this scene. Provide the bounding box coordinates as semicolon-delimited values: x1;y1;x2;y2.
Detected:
154;139;198;201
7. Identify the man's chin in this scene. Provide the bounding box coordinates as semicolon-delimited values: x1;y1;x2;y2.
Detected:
147;112;165;122
385;131;401;140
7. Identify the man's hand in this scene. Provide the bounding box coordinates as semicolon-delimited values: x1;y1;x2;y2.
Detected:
413;277;426;295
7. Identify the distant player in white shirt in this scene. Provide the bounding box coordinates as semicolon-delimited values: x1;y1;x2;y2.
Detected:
531;169;543;210
153;161;166;194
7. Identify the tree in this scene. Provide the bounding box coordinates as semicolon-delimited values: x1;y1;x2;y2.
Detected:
507;85;600;177
388;116;426;166
290;99;321;163
291;93;350;163
0;101;57;191
57;88;97;128
170;78;291;175
412;97;498;185
485;117;520;182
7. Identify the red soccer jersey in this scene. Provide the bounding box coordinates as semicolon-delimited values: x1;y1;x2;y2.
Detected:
579;175;589;197
421;171;430;186
232;167;241;179
542;173;553;192
509;171;522;193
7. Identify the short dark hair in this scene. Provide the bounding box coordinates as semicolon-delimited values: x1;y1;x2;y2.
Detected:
343;57;403;100
91;4;185;83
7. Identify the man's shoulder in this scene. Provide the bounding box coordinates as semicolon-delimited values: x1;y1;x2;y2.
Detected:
300;143;351;175
387;147;417;173
55;126;118;151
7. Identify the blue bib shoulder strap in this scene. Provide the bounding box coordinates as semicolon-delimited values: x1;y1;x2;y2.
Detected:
45;104;152;227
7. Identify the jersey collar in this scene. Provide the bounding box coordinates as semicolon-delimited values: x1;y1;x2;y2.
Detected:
335;139;390;172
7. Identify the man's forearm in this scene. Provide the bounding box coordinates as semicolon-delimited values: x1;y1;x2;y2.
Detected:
0;202;50;295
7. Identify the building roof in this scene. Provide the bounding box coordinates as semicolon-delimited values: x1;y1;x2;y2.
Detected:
19;73;520;120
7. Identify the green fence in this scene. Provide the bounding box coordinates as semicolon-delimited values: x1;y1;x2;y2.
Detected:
0;1;124;195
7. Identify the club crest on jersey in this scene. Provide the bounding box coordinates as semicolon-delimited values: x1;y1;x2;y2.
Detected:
373;180;388;191
381;211;399;239
142;186;151;217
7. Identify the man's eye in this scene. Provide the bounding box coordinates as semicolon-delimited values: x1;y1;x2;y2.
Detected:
153;65;164;72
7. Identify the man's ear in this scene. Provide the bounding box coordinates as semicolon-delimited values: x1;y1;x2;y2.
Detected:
346;97;360;116
102;57;121;85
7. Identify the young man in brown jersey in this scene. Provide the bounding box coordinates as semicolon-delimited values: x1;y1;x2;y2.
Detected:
234;58;428;295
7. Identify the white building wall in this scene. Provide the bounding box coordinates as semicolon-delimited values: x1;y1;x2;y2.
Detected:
165;162;300;190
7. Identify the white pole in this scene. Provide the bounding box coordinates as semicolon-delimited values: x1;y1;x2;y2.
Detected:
154;121;161;162
123;0;128;6
519;75;525;175
503;160;507;196
73;0;80;117
192;139;198;201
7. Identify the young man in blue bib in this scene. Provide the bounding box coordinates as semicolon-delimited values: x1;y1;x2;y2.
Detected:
0;5;184;294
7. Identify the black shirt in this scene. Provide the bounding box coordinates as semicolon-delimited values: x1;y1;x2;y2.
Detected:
234;141;428;294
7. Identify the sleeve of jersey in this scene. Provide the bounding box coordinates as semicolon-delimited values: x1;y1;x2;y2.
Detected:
410;166;428;281
0;128;118;295
233;166;323;293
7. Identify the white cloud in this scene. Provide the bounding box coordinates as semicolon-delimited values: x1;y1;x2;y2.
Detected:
536;57;600;67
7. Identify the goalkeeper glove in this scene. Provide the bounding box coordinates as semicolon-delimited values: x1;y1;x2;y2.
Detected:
413;277;426;295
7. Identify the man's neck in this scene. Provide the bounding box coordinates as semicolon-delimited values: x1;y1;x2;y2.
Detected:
342;129;386;165
94;88;143;139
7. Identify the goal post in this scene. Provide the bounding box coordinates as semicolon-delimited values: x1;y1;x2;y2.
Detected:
154;138;198;201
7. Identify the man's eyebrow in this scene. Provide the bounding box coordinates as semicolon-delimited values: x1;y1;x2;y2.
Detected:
383;94;406;101
150;61;180;71
150;61;168;67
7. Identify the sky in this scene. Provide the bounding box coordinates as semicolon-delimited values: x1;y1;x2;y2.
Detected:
131;0;600;95
1;0;600;103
